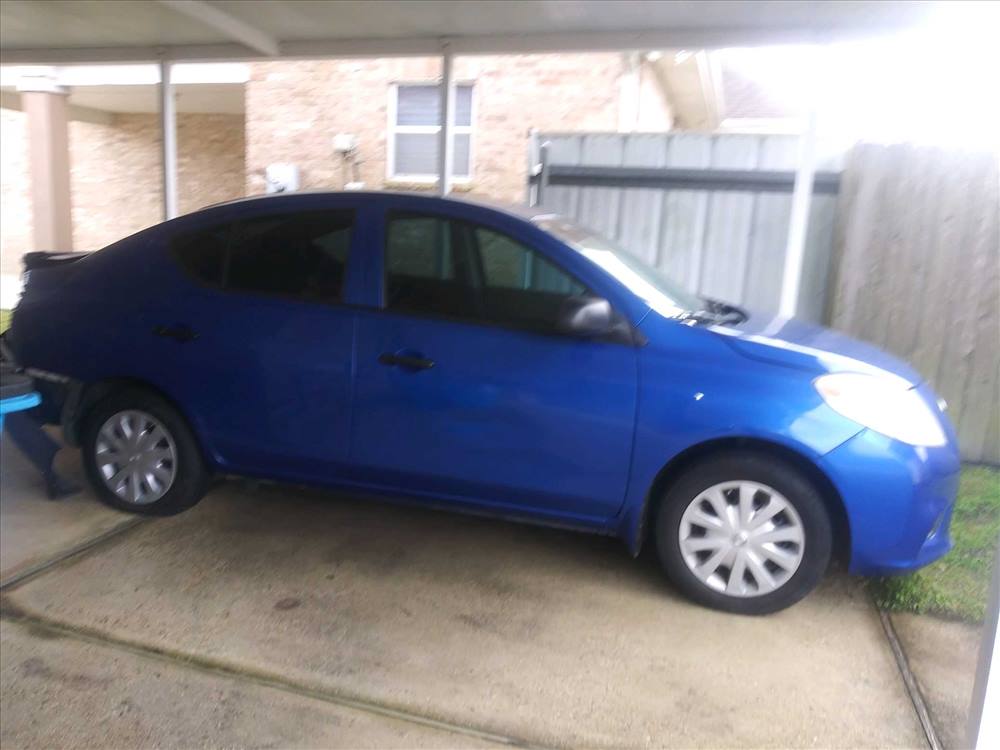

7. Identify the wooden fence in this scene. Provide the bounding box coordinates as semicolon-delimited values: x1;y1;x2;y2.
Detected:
828;144;1000;463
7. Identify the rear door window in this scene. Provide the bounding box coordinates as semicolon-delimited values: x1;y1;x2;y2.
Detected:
227;211;354;304
171;210;354;304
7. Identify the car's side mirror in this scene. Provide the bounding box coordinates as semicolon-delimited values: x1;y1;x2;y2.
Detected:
558;296;628;340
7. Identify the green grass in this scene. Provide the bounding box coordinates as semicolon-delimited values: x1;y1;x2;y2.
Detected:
871;466;1000;622
0;309;9;333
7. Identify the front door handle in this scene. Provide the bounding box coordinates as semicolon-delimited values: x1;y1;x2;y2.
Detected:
153;324;199;342
378;352;435;371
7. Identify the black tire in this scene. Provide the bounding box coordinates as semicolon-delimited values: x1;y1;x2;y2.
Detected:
81;387;210;516
654;452;832;615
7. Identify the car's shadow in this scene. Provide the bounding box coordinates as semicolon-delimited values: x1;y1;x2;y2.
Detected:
194;476;675;601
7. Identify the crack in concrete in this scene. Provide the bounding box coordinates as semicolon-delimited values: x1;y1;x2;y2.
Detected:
6;503;928;749
0;516;147;592
0;599;545;749
876;607;943;750
1;511;544;747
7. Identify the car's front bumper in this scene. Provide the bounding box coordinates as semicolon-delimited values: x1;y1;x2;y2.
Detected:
820;409;960;576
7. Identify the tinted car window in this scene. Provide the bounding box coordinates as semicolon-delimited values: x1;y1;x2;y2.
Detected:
476;227;585;295
226;210;353;303
385;214;478;318
384;213;590;333
385;216;455;279
172;222;229;286
474;227;588;331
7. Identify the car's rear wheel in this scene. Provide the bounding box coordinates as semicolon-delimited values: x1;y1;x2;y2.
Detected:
655;452;832;614
81;388;209;515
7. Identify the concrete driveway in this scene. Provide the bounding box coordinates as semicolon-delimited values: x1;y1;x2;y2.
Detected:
1;437;926;748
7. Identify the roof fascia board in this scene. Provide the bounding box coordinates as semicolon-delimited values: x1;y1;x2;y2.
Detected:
0;24;905;65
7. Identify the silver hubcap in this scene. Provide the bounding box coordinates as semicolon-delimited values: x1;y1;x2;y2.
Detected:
678;481;806;598
95;410;177;505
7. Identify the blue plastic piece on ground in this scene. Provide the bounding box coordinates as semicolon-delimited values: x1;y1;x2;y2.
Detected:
0;392;41;431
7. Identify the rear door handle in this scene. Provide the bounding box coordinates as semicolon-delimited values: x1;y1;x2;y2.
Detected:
153;324;198;342
378;352;435;371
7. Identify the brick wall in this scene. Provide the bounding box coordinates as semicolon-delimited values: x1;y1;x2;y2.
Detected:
69;114;166;252
71;113;246;250
0;110;245;275
246;54;669;202
2;55;670;286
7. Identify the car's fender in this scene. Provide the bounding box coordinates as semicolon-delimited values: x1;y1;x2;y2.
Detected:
615;315;863;553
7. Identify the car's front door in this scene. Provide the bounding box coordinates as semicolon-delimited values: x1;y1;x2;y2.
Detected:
350;209;638;524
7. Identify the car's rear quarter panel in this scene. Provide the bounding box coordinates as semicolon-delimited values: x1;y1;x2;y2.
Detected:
9;228;220;454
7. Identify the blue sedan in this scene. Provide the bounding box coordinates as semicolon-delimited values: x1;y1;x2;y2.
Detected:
4;192;960;614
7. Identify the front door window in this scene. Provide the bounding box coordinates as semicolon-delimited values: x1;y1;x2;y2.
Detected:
383;213;591;335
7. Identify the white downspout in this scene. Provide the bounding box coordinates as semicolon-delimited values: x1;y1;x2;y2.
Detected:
437;44;455;197
778;106;818;318
159;59;178;220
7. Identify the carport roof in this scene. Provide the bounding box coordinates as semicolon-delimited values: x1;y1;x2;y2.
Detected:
1;0;935;64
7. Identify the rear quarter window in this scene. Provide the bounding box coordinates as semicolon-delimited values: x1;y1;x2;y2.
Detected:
172;223;229;286
227;211;353;304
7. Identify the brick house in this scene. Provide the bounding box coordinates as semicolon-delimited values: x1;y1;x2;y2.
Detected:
0;53;672;300
245;54;671;200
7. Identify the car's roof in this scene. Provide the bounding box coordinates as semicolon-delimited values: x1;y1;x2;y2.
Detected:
201;190;554;222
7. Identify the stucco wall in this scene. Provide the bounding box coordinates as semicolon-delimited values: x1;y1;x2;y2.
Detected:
0;108;31;279
245;54;668;202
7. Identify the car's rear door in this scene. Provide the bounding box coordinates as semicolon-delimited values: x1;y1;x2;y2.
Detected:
149;200;369;482
349;204;638;524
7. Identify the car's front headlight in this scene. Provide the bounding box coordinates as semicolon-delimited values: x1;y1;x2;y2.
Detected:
814;372;947;446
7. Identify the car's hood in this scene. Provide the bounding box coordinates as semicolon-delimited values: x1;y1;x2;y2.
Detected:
711;313;923;385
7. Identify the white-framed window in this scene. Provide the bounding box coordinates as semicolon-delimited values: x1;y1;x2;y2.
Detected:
388;83;474;181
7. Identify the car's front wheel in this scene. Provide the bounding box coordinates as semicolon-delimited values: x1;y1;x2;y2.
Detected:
655;452;832;614
81;387;210;515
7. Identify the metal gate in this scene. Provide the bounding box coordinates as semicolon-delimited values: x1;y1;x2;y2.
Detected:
528;132;842;323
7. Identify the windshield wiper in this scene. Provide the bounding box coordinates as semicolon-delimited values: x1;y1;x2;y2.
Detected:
677;299;749;326
676;309;725;325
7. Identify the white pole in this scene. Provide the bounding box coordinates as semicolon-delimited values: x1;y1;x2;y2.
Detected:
969;540;1000;749
778;106;818;318
437;45;455;197
159;59;178;220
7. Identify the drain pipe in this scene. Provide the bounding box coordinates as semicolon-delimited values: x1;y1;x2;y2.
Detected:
158;58;178;220
437;42;455;197
778;106;818;319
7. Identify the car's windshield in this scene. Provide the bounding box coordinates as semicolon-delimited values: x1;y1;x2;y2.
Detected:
534;216;704;318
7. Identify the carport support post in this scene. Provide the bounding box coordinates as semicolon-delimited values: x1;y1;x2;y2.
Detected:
159;59;178;220
778;107;818;318
19;72;73;251
968;539;1000;748
437;44;455;196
